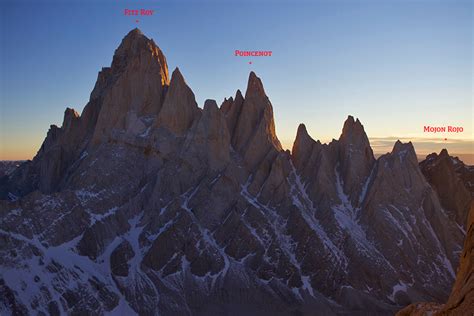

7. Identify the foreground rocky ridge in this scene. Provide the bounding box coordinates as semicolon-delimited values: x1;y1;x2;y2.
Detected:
0;29;471;315
396;204;474;315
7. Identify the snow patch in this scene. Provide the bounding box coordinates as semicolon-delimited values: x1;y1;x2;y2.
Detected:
359;166;375;204
288;164;347;269
75;189;105;203
139;126;152;137
388;280;412;302
89;206;119;225
7;192;19;201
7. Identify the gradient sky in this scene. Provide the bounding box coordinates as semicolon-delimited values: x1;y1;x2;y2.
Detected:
0;0;472;162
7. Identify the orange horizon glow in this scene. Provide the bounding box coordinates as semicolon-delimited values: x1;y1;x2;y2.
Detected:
2;136;472;164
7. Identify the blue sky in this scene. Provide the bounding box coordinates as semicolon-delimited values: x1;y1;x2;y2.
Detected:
0;0;472;161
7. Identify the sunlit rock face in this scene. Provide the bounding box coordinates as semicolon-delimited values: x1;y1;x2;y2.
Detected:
92;28;170;144
0;29;471;316
156;67;200;136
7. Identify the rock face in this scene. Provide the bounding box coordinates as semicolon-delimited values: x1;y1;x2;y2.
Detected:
442;204;474;314
338;116;375;205
396;204;474;316
0;29;472;316
0;28;169;197
156;67;199;135
0;161;23;178
230;71;282;171
182;99;230;171
92;28;169;143
420;149;472;228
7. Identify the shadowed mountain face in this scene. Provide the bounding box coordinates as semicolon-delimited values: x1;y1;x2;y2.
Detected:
396;204;474;316
419;149;472;228
0;29;471;315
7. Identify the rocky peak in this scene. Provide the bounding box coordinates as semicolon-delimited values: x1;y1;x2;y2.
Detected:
89;28;169;103
341;115;360;132
118;28;144;46
339;115;372;150
220;89;244;139
203;99;218;112
295;123;309;141
337;116;375;205
292;123;317;169
168;67;185;85
219;97;234;116
182;99;230;171
420;149;472;228
392;140;417;164
111;28;169;83
439;148;449;158
2;28;469;316
62;107;80;131
245;71;266;98
39;125;61;153
91;30;171;143
237;73;281;172
232;72;281;154
235;89;244;103
365;140;424;203
112;29;147;68
6;28;173;195
156;67;199;135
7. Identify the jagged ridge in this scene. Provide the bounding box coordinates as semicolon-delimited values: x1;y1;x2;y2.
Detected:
0;29;471;316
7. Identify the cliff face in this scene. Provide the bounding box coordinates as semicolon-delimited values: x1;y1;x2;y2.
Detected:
0;29;471;316
396;203;474;316
443;203;474;314
420;149;472;228
1;28;169;197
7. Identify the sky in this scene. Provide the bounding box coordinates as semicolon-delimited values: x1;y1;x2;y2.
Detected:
0;0;473;163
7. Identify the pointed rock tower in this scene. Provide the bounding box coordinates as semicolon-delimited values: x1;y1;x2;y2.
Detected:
92;28;170;143
231;72;282;170
338;115;376;205
156;67;200;135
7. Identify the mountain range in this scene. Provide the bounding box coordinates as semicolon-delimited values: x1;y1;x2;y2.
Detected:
0;28;472;316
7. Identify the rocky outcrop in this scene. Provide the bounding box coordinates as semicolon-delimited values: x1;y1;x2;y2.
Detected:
292;123;316;170
37;108;84;193
291;123;338;209
0;29;470;316
0;161;23;198
0;28;170;198
442;203;474;314
156;67;199;135
396;204;474;315
289;125;464;309
220;89;244;138
182;99;230;171
361;141;464;302
231;72;282;170
452;157;474;197
92;28;169;143
338;116;375;205
420;149;472;228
